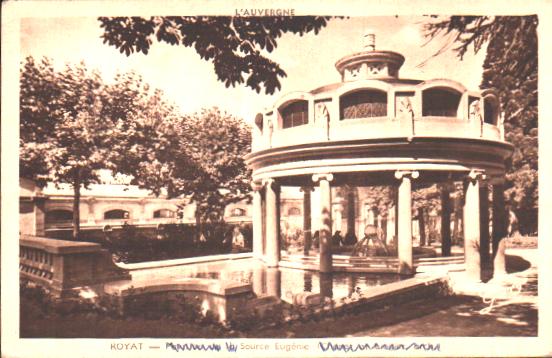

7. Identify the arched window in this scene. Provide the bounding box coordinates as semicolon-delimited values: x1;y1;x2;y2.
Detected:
104;209;129;220
45;209;73;223
280;100;309;128
340;89;387;120
484;98;498;124
422;88;462;117
288;207;301;216
230;208;247;217
153;209;176;218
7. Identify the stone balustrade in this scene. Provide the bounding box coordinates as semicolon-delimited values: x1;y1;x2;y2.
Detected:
254;115;502;151
20;235;130;297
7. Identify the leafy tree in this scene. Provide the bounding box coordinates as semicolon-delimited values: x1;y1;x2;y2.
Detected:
20;57;176;239
118;107;252;235
21;57;109;239
424;16;538;234
98;16;332;94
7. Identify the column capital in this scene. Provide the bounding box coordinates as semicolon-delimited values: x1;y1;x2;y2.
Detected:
299;186;314;193
262;178;279;189
312;173;334;183
251;181;263;191
466;169;487;183
394;170;419;180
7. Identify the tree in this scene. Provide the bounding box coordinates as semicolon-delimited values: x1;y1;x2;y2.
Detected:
20;57;176;239
117;107;252;234
98;16;332;94
424;16;538;234
21;57;108;239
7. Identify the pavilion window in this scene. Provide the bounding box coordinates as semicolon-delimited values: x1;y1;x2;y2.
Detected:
340;89;387;120
422;88;461;117
153;209;175;218
104;209;129;220
484;99;497;124
45;209;73;224
280;101;309;128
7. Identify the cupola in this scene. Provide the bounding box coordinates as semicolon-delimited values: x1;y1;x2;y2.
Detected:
335;31;405;82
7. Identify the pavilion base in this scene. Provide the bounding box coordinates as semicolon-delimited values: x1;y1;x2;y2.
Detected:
280;251;464;275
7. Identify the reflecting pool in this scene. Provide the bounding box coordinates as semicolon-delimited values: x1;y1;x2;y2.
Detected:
131;258;406;303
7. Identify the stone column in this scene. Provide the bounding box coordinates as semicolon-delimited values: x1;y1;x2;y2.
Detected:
395;170;419;275
393;187;399;246
347;190;356;241
252;266;264;296
418;208;426;247
276;186;281;252
492;181;507;276
333;197;344;233
262;189;266;257
452;195;462;244
251;182;264;260
313;173;334;273
479;182;491;267
386;205;395;245
263;178;280;267
300;186;313;256
463;170;486;282
440;184;452;256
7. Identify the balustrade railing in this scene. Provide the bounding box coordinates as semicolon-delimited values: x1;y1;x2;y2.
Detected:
255;114;501;151
20;235;130;297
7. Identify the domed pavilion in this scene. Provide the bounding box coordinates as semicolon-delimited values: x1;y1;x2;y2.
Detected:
245;32;513;281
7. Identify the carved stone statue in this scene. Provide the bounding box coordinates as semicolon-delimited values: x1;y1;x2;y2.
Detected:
469;100;482;122
315;102;329;123
397;97;413;120
267;118;274;147
316;103;330;140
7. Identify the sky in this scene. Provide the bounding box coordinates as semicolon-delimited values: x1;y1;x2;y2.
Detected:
20;16;487;123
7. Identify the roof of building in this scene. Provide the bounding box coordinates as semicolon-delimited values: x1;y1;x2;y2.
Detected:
42;182;166;199
310;78;424;95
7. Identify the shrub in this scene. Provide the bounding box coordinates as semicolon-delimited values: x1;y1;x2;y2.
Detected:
75;222;253;263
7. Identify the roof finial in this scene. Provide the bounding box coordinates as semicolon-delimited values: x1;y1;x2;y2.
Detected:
363;29;376;51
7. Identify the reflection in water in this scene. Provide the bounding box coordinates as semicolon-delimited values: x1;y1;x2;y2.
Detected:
347;276;357;297
319;272;333;298
252;266;264;296
167;259;403;304
266;268;281;297
304;271;313;292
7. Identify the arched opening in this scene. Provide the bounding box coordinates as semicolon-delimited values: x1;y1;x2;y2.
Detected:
153;209;176;218
422;87;462;117
484;98;498;124
45;209;73;224
280;100;309;129
104;209;130;220
340;89;387;120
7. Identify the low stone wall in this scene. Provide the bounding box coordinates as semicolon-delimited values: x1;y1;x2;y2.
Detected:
104;278;253;322
20;235;130;297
